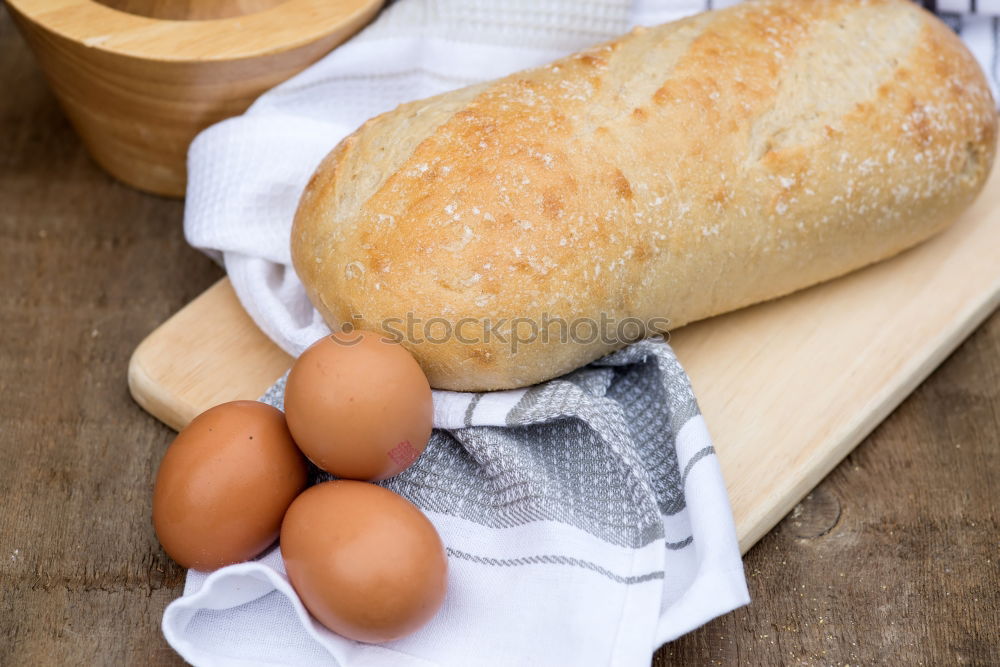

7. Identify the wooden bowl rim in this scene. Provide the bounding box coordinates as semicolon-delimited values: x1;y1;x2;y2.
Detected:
6;0;385;61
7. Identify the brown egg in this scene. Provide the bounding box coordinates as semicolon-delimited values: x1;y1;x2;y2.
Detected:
153;400;308;571
280;480;448;643
284;331;433;481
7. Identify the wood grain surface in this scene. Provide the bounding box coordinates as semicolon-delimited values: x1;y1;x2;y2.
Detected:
1;9;997;666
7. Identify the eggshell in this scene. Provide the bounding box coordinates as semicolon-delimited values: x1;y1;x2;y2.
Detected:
153;400;308;570
280;480;448;643
284;331;433;481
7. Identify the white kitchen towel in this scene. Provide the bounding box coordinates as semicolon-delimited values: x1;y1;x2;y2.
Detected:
172;1;995;665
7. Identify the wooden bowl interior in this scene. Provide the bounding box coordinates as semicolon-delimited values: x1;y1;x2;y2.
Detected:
93;0;291;21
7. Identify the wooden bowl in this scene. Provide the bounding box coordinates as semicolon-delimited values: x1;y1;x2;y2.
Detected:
6;0;384;196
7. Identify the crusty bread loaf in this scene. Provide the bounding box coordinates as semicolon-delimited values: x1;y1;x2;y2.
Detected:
292;0;996;391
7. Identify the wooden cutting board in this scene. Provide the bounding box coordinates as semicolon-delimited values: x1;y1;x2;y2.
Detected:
128;159;1000;554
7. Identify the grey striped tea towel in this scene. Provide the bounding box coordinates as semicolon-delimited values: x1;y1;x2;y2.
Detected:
162;338;748;666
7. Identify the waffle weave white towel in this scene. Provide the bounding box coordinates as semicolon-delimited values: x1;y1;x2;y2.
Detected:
172;1;998;664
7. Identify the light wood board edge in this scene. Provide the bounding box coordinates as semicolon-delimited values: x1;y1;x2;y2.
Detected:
128;280;292;431
727;288;998;552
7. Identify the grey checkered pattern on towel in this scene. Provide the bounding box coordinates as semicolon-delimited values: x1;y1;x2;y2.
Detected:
261;338;707;550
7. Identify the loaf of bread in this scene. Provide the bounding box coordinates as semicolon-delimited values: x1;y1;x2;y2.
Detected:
292;0;996;391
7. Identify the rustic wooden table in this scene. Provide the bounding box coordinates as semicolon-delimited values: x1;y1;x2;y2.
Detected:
1;10;997;665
